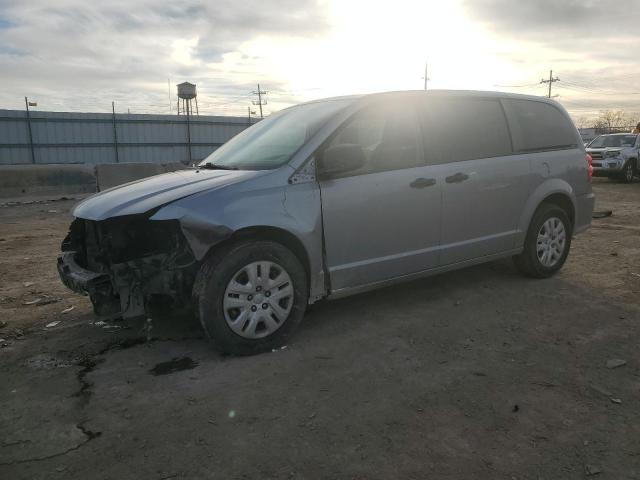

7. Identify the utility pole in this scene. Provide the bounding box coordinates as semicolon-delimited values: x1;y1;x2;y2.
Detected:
252;84;267;118
168;78;172;114
247;106;257;125
423;62;429;91
24;96;36;164
111;101;119;163
185;96;192;163
540;69;560;98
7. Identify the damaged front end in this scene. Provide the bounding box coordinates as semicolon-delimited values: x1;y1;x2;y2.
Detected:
57;214;197;319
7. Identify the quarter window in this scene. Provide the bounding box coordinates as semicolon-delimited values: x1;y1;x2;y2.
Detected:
502;99;578;152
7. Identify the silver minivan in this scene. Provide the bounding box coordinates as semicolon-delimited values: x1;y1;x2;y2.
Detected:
58;90;595;354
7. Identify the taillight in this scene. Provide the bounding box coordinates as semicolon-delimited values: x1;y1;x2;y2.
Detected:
585;153;593;183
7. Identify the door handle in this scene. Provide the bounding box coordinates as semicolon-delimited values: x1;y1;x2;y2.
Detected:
410;177;437;189
445;172;469;184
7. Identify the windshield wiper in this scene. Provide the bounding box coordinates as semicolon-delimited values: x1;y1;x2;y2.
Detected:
198;162;238;170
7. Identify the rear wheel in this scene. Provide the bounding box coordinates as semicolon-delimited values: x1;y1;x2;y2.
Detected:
193;240;308;355
513;204;572;278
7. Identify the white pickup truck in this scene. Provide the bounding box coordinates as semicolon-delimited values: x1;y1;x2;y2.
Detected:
586;133;639;182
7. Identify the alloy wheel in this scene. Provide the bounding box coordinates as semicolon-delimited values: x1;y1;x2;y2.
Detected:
536;217;566;268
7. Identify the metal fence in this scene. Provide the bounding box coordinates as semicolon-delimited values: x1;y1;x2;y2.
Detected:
0;109;256;165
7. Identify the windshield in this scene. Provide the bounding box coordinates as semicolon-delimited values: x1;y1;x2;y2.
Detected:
199;99;352;170
589;135;637;148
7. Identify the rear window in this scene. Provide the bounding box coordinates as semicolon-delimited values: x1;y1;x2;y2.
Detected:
420;97;513;163
502;99;578;152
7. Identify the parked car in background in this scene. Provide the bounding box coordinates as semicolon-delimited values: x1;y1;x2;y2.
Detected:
58;90;595;355
586;133;639;182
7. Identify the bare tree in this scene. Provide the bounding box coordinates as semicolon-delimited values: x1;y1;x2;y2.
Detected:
594;110;632;133
573;115;594;129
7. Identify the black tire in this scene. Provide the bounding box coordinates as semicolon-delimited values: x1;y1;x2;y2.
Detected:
513;203;573;278
620;160;636;183
192;240;308;355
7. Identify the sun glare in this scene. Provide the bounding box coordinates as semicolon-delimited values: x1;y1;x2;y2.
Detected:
236;0;522;108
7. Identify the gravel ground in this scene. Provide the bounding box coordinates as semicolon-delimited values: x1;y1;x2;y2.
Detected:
0;178;639;480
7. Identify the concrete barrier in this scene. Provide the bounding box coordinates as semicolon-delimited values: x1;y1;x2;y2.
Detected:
0;162;188;198
95;162;187;190
0;164;97;198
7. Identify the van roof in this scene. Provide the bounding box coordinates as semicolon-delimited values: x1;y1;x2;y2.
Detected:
299;89;559;107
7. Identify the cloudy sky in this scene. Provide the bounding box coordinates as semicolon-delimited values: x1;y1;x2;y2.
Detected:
1;0;639;120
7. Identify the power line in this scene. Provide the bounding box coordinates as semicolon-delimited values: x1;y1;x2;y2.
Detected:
494;82;541;88
559;81;640;96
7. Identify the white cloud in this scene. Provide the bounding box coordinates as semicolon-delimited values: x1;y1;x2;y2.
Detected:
0;0;639;119
171;37;201;66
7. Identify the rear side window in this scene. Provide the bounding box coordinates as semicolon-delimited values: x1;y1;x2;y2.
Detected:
502;99;578;152
420;97;512;163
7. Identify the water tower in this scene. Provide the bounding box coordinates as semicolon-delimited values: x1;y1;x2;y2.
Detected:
176;82;199;116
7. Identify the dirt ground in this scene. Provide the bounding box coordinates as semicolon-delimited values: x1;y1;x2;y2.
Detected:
0;179;639;480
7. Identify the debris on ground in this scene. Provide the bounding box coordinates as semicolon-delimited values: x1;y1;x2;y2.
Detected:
23;298;42;305
0;320;6;329
592;210;613;219
61;305;75;314
610;397;622;404
585;464;603;476
23;296;59;306
39;298;59;306
149;357;198;376
23;281;35;287
530;380;559;388
102;324;123;330
0;196;76;207
606;358;627;369
45;321;61;328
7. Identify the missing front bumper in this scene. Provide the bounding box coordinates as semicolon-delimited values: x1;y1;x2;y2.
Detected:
57;251;122;317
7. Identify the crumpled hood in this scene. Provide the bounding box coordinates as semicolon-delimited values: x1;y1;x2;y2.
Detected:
73;168;263;220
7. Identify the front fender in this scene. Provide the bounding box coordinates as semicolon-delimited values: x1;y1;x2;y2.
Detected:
516;178;576;246
149;172;326;300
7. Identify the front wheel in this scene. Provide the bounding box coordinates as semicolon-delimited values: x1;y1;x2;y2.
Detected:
193;240;308;355
620;160;636;183
513;204;572;278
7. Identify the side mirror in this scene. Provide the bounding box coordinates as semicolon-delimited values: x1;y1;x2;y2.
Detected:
318;144;366;178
